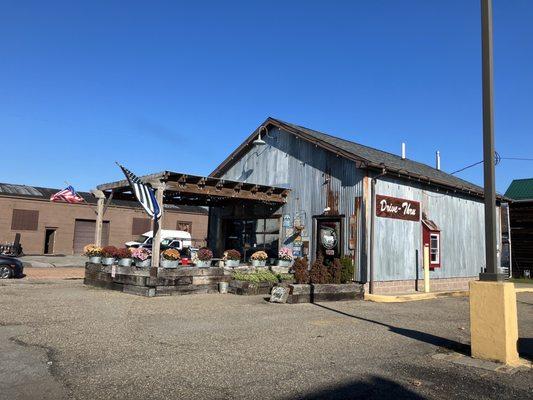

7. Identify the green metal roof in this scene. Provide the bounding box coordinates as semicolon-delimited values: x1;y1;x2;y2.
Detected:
504;178;533;200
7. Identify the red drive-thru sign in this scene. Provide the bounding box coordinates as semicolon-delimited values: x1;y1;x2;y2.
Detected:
376;195;420;222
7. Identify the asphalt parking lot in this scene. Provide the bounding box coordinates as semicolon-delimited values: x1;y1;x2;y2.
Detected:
1;278;532;400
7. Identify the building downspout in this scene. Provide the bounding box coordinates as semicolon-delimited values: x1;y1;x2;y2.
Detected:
369;168;386;294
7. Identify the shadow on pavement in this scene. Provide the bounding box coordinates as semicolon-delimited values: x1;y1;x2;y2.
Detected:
294;376;426;400
313;303;471;355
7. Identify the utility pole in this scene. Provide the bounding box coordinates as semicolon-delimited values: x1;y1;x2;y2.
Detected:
469;0;519;367
479;0;504;281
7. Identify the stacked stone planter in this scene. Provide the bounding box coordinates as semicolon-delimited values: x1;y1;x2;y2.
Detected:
287;283;364;303
84;263;231;297
228;280;277;295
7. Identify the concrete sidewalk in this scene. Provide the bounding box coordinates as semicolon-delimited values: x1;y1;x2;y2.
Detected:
365;284;533;303
19;255;86;268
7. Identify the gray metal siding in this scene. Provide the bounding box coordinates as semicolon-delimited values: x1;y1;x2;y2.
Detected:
218;128;494;283
374;177;490;280
219;127;364;261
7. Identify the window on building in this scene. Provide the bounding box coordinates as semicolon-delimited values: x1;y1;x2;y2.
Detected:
11;209;39;231
132;218;151;235
177;221;192;233
224;218;280;260
430;233;440;264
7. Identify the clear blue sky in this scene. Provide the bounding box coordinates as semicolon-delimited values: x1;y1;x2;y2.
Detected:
1;0;531;193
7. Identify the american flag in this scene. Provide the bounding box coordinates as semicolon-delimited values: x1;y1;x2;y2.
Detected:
117;163;161;220
50;185;85;204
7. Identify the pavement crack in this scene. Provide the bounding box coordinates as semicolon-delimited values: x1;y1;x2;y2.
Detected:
8;335;74;396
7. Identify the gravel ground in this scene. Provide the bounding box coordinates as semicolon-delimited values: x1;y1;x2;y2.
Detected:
0;280;531;400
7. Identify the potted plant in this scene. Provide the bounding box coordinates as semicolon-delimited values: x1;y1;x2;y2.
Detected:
101;246;118;266
195;247;213;268
161;249;180;268
116;247;133;267
278;247;293;267
224;249;241;267
131;247;151;267
250;250;268;267
84;244;103;264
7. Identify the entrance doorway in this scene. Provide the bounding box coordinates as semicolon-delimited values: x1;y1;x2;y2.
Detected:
223;218;280;261
44;228;56;254
314;216;343;264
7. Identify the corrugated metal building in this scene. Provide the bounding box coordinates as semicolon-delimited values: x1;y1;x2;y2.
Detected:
209;117;502;294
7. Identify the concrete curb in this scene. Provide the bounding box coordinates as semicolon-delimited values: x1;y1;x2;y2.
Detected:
365;285;532;303
364;290;469;303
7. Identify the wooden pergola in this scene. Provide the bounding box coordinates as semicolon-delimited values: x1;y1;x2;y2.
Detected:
92;171;290;276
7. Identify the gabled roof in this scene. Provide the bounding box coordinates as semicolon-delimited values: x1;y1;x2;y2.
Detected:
211;117;487;198
0;182;209;214
505;178;533;200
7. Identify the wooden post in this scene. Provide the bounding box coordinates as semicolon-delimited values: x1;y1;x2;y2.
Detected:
92;190;105;247
150;183;166;277
423;244;430;293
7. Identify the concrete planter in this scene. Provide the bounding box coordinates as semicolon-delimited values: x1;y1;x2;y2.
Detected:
287;283;364;304
251;260;267;267
277;260;291;267
101;257;115;266
134;259;151;268
196;260;212;268
161;259;179;268
225;260;240;267
89;256;102;264
117;258;133;267
219;281;229;294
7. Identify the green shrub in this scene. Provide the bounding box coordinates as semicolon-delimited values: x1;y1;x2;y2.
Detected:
232;270;278;283
340;256;354;283
277;273;294;282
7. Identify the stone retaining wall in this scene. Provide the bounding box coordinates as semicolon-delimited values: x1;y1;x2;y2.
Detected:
84;263;230;297
287;283;364;304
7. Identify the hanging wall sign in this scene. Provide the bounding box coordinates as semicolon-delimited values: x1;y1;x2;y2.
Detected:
376;195;420;221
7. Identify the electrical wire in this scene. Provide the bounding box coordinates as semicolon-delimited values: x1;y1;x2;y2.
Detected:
449;151;533;175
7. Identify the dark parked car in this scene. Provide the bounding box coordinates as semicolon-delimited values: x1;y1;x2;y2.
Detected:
0;256;24;279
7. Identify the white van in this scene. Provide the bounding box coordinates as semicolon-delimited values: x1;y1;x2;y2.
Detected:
125;230;192;251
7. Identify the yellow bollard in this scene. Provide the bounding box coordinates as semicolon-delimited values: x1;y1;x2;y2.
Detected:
423;244;430;293
470;281;520;365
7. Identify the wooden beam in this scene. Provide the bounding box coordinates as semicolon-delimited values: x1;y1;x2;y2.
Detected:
92;190;105;247
165;181;286;203
96;172;166;191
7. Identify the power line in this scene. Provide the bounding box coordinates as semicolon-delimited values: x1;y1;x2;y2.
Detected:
451;160;484;175
501;157;533;161
451;153;533;175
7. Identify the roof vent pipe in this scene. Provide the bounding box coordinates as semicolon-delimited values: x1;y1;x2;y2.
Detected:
401;142;406;159
436;151;441;170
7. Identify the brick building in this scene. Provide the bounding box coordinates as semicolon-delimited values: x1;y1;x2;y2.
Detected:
0;183;208;255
